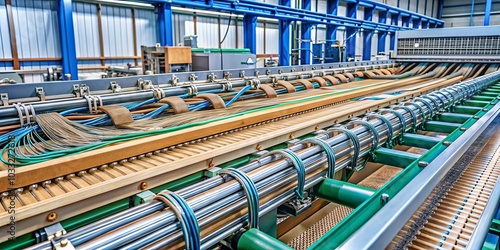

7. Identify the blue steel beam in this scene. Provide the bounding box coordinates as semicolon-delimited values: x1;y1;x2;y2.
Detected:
157;3;174;46
243;14;257;54
421;20;429;28
362;6;375;61
348;0;443;25
57;0;78;80
279;0;291;66
389;13;400;50
437;0;444;19
484;0;492;26
134;0;444;28
377;10;389;54
326;0;339;43
345;1;358;61
412;18;421;28
402;15;411;27
136;0;419;32
301;0;312;65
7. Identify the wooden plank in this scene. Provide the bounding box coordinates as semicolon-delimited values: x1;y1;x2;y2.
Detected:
0;75;461;191
96;4;106;68
5;0;19;70
18;58;62;62
131;8;138;66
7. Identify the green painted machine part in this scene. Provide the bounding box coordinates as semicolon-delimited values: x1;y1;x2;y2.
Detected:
402;134;441;149
438;113;473;124
424;121;462;133
315;178;375;208
308;83;500;250
373;148;421;168
454;105;484;115
237;229;293;250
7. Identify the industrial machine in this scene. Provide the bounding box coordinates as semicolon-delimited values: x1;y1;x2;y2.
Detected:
0;26;500;250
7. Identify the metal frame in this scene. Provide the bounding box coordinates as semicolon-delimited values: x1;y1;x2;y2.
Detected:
337;95;500;250
0;60;394;100
57;0;78;80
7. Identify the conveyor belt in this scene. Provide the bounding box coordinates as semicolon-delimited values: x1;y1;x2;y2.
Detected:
388;118;500;249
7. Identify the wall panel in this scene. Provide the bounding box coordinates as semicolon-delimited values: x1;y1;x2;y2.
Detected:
256;22;265;54
0;0;12;59
101;5;134;58
12;0;60;58
196;16;219;48
135;8;158;55
220;17;237;49
265;23;279;54
72;2;99;58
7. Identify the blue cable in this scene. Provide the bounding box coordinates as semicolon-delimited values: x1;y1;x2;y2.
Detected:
266;149;306;199
302;137;336;179
326;126;360;171
221;168;260;229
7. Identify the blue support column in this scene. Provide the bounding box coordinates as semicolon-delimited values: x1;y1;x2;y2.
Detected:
326;0;339;62
421;20;429;29
424;0;428;15
377;11;388;54
279;20;291;66
278;0;291;66
158;3;174;46
300;0;312;65
416;0;420;13
484;0;492;26
470;0;475;26
389;13;400;50
362;7;375;61
402;15;411;27
56;0;78;80
243;14;257;54
345;1;358;61
437;0;444;19
412;18;422;29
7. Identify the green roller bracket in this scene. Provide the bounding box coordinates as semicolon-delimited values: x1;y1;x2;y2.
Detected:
464;100;492;107
473;96;496;101
453;105;484;115
425;121;462;133
491;219;500;235
480;92;500;97
373;148;421;168
485;88;500;93
438;113;473;124
314;178;375;208
259;209;278;238
237;229;293;250
402;134;441;149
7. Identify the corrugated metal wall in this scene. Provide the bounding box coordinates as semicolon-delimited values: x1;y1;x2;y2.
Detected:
135;8;158;54
101;5;134;66
0;0;13;71
220;17;237;49
12;0;61;82
73;2;99;58
442;0;500;27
